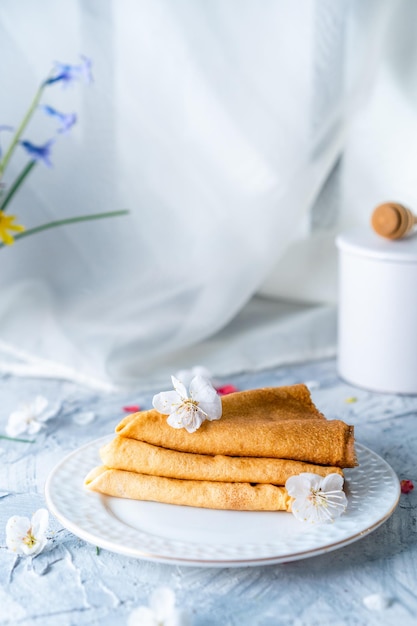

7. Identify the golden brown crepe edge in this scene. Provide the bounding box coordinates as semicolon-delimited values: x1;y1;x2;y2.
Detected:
115;383;325;436
100;436;345;483
84;466;293;512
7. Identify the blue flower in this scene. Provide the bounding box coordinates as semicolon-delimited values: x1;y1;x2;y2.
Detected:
41;105;77;134
20;139;55;168
45;55;93;87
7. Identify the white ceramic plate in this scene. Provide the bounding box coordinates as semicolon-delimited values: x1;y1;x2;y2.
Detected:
45;437;400;567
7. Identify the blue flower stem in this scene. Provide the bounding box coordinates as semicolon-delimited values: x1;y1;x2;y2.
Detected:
0;210;129;249
0;160;37;212
0;82;46;178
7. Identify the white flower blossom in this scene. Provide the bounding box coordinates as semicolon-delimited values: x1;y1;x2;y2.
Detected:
175;365;213;387
128;587;190;626
6;396;57;437
285;472;347;524
153;375;222;433
6;508;49;557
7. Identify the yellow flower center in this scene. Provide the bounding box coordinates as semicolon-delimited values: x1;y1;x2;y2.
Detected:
309;488;328;508
23;529;37;548
0;210;25;245
183;398;199;410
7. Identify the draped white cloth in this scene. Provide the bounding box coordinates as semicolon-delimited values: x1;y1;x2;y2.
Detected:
0;0;414;389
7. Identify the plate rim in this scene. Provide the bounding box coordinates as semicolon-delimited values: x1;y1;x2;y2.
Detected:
44;436;401;567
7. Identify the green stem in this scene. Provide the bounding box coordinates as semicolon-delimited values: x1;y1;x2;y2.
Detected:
0;160;37;212
0;83;46;177
0;209;129;249
0;434;35;443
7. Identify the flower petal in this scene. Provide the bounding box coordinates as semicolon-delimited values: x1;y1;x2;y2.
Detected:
189;375;222;420
184;408;206;433
20;139;55;168
21;535;47;557
5;509;49;557
36;401;61;423
171;376;188;400
175;369;194;387
291;498;323;524
5;411;28;437
175;365;213;387
31;396;49;417
123;405;140;413
166;408;188;430
167;406;205;433
191;365;212;379
321;473;344;492
216;384;238;396
401;479;414;494
149;586;176;621
153;390;181;415
127;606;158;626
286;474;313;498
6;515;31;553
304;472;324;491
31;508;49;538
0;227;14;245
26;420;43;435
166;610;191;626
287;472;347;524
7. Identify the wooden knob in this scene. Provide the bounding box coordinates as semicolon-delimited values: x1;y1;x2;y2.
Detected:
371;202;417;240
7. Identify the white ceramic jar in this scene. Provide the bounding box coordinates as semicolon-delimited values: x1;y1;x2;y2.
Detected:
336;229;417;394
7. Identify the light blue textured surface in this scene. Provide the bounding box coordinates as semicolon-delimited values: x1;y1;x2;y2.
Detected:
1;358;417;626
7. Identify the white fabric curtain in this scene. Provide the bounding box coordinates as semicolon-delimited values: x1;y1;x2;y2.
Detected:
0;0;413;389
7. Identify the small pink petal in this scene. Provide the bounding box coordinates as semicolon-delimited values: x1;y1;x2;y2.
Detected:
401;479;414;494
123;405;140;413
216;384;238;396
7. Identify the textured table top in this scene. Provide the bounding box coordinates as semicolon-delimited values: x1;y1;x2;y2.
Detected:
1;358;417;626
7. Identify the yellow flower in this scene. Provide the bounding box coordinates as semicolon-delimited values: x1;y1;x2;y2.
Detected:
0;210;25;245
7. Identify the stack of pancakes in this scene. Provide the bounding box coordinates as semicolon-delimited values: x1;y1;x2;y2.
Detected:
84;384;356;511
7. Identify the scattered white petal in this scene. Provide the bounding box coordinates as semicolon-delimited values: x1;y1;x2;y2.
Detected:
363;593;393;611
6;508;49;557
304;380;320;390
149;587;176;621
153;375;221;433
286;472;347;523
128;606;158;626
6;396;58;437
73;411;95;425
128;587;191;626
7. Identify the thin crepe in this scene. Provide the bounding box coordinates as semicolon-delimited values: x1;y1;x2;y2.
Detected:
118;383;325;434
100;436;344;484
116;384;356;467
84;466;293;511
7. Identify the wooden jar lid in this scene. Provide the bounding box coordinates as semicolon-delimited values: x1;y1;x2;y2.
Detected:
371;202;417;239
